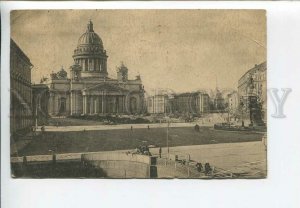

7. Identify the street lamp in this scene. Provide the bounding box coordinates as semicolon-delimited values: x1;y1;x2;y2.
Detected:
240;98;244;127
35;97;38;130
166;119;170;159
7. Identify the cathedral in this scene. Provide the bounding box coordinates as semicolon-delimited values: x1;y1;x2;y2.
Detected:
48;20;145;116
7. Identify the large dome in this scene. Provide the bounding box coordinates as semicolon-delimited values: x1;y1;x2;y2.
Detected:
76;20;103;49
73;20;108;78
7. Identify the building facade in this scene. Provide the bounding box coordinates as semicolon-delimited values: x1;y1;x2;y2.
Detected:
10;39;34;134
48;20;145;116
146;91;209;115
147;94;170;114
238;62;267;124
172;92;210;115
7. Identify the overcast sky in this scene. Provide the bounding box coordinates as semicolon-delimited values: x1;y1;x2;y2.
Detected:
11;10;266;93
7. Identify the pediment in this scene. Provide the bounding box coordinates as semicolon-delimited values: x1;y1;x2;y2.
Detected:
82;82;128;93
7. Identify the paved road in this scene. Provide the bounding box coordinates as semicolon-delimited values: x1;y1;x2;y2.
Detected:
37;122;213;132
151;141;267;177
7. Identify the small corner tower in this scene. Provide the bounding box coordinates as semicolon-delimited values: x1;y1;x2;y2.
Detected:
117;62;128;82
70;63;82;81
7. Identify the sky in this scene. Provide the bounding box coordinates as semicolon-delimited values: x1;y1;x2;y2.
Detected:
11;10;266;93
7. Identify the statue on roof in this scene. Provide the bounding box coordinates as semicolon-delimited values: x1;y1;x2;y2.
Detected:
50;71;58;80
56;66;68;79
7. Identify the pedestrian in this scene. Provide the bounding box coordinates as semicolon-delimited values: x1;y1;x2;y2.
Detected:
196;162;203;172
159;146;162;158
41;125;45;133
131;126;133;131
194;124;200;132
205;162;212;175
148;125;150;130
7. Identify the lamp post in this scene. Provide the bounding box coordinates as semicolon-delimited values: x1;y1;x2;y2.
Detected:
35;95;40;130
166;120;170;159
35;99;38;129
240;98;244;127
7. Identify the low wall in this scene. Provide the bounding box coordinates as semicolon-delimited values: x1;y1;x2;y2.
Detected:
11;152;155;178
83;152;151;164
82;152;152;178
86;160;150;178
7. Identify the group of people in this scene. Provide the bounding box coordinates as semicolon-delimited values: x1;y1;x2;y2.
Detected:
31;125;46;135
136;145;152;156
196;162;213;175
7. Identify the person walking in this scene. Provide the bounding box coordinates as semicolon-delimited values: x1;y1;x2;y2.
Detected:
196;162;203;172
205;162;212;175
194;124;200;132
41;125;45;133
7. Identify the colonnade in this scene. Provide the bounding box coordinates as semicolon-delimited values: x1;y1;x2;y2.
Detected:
82;94;126;115
76;58;106;72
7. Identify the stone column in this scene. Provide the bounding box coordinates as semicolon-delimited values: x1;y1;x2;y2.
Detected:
97;97;100;113
70;91;73;116
90;96;93;114
112;96;116;113
85;59;88;71
123;96;126;114
74;92;77;114
83;95;86;115
102;91;105;114
82;95;85;114
49;93;52;115
94;59;97;71
98;96;101;114
116;96;119;114
120;96;123;114
55;94;58;116
94;96;98;114
106;95;109;113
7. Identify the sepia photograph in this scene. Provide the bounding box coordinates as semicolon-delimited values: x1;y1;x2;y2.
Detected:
10;9;267;179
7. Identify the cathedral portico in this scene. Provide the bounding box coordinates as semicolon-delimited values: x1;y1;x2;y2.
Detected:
81;85;128;115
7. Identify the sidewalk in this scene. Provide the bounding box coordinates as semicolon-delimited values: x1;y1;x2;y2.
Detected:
36;122;213;132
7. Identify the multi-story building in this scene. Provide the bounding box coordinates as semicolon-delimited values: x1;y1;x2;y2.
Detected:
238;61;267;124
171;92;210;115
146;91;210;116
10;39;34;135
48;20;145;116
147;94;169;114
